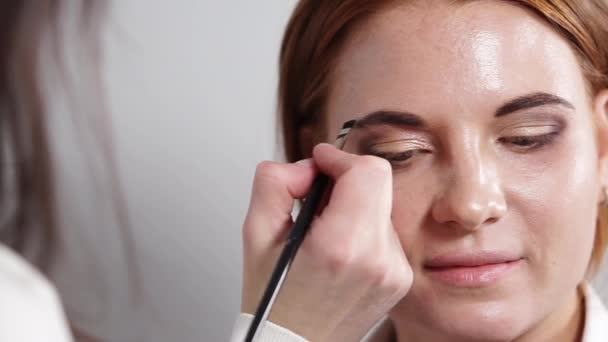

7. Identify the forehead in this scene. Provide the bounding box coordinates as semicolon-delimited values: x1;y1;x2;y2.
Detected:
325;0;588;133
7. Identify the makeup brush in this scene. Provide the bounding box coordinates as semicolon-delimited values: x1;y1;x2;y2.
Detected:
244;120;357;342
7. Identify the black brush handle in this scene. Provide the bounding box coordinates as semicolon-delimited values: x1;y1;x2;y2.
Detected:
244;174;331;341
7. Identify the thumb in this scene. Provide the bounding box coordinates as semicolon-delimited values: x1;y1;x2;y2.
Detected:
243;159;317;252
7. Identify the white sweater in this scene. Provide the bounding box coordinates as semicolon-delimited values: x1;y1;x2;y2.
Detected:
231;282;608;341
0;244;72;342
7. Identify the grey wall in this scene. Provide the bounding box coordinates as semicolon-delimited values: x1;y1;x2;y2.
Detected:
52;1;297;341
105;2;298;341
48;1;608;341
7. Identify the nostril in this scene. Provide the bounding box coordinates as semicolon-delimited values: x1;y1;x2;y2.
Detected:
484;217;499;225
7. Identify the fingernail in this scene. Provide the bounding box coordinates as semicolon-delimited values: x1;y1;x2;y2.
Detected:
296;158;313;167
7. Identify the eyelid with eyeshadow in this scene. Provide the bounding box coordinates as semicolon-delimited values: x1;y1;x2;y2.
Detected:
365;138;433;154
360;138;434;167
499;124;561;137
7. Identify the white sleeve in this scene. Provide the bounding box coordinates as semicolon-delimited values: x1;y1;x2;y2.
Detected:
0;244;73;342
230;313;308;342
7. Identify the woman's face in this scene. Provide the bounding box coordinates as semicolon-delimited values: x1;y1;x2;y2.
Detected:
325;1;608;340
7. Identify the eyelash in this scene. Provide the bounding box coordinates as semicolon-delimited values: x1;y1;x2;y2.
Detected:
498;131;560;151
370;149;430;166
369;132;560;166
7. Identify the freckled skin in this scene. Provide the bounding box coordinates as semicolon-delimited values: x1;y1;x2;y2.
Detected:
324;1;608;341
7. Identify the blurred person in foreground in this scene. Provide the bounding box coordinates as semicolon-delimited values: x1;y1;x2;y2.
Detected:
1;1;124;341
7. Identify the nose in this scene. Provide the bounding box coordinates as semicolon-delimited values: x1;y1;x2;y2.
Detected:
431;147;507;231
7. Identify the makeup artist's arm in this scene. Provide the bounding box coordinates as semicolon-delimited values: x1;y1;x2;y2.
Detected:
0;244;72;341
235;143;412;341
230;313;307;342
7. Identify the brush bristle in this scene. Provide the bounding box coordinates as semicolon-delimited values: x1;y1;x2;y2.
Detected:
342;120;357;129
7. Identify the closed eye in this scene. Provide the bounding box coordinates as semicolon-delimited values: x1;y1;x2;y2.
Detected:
370;149;431;166
498;132;560;151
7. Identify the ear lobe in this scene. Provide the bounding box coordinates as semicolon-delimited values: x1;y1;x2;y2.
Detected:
596;88;608;116
594;89;608;148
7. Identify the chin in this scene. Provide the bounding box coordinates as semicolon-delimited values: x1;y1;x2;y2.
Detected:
391;292;539;342
433;309;529;342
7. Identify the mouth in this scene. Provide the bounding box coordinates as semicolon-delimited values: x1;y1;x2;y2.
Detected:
423;251;523;288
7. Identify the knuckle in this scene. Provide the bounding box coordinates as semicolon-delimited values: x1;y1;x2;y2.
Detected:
389;265;413;296
384;273;405;294
255;160;282;180
301;219;356;274
253;161;290;194
314;241;356;274
363;259;391;287
391;273;412;298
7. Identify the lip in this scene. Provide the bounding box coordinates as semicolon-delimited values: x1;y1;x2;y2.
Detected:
424;251;523;287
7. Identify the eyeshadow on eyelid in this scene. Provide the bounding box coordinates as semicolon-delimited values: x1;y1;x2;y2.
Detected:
499;111;569;126
501;125;560;135
372;138;428;147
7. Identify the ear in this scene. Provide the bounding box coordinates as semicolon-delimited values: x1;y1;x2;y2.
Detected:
594;89;608;196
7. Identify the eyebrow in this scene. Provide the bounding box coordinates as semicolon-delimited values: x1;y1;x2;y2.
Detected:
353;92;575;129
494;92;575;117
354;110;426;129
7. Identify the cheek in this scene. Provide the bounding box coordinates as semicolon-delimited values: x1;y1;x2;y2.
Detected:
503;131;598;280
390;171;438;264
387;127;600;276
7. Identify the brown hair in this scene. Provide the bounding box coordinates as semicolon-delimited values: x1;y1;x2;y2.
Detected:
278;0;608;272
